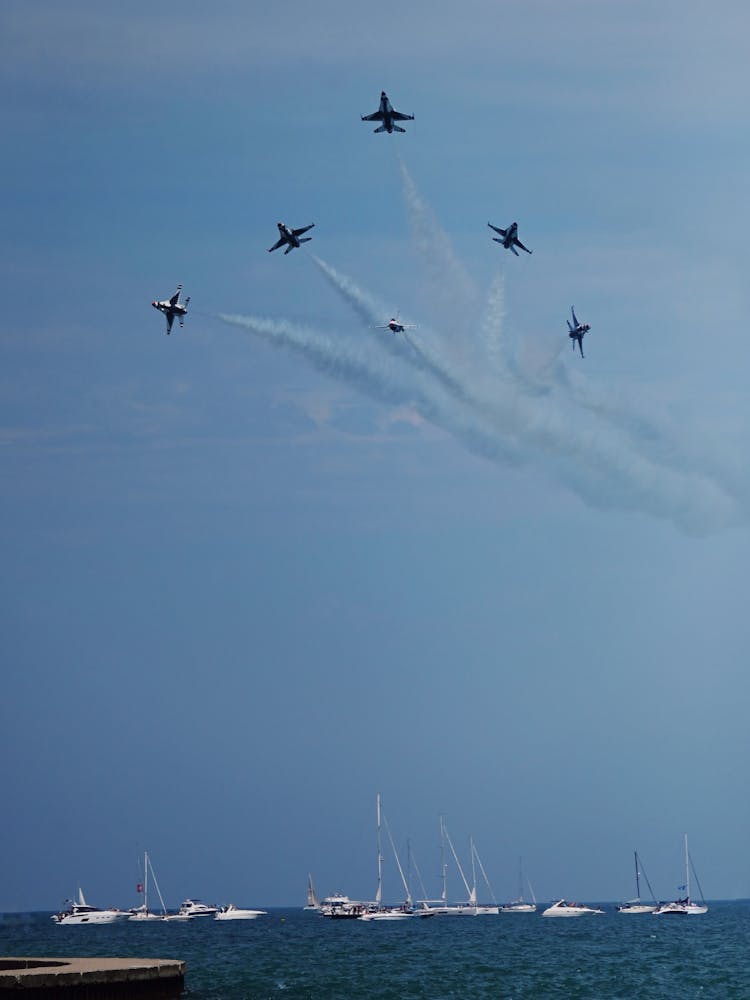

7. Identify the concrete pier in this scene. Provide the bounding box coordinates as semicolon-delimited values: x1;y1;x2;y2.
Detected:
0;957;185;998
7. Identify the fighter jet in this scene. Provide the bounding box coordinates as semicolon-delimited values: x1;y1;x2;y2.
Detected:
374;313;417;335
487;221;532;256
361;91;414;134
268;222;315;255
152;284;190;335
567;306;591;358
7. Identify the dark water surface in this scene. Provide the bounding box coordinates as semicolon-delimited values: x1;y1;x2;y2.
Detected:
2;904;750;999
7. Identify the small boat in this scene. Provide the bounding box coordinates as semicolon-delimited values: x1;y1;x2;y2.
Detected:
542;899;605;917
215;903;267;920
653;835;708;915
500;858;537;913
617;851;657;914
178;898;218;918
52;888;130;925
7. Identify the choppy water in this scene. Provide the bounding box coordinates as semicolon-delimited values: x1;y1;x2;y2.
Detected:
2;904;750;999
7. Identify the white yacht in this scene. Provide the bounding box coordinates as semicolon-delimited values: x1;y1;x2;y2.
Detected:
319;893;365;918
215;903;267;920
52;888;130;925
359;907;413;921
178;899;218;918
542;899;605;917
653;835;708;915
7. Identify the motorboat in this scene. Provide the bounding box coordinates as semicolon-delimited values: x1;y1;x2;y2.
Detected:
359;907;413;921
617;851;657;914
178;898;218;917
52;888;130;925
319;893;365;918
652;835;708;916
215;903;267;920
542;899;605;917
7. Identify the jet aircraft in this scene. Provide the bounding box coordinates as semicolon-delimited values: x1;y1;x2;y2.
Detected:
152;284;190;335
268;222;315;255
361;91;414;133
567;306;591;358
374;313;417;335
487;221;532;256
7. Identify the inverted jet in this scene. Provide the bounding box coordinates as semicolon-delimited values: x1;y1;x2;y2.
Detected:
361;91;414;134
374;313;417;334
487;221;532;256
268;222;315;255
152;284;190;335
567;306;591;358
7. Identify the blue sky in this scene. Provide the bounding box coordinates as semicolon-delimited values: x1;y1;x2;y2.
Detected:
2;1;750;911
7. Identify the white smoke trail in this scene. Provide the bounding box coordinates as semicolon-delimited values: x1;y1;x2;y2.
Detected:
399;158;480;337
219;310;738;533
479;271;512;377
308;247;740;533
311;254;470;402
218;312;525;468
310;255;386;331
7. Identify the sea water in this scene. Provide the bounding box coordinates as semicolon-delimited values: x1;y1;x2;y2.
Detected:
2;904;750;998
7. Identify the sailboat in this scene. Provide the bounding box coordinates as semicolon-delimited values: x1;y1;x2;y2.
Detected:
129;851;168;921
360;793;413;919
617;851;657;914
653;835;708;915
500;857;537;913
441;820;498;915
303;873;320;911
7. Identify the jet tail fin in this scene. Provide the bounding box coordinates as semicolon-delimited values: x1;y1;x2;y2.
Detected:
393;125;406;133
374;125;387;133
299;237;313;244
185;297;191;307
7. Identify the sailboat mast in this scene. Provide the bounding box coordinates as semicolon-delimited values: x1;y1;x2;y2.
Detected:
684;833;690;900
470;838;477;904
375;793;383;906
634;851;641;901
143;851;149;913
440;816;448;905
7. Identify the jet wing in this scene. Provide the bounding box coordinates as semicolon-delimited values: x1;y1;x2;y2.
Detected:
391;111;414;121
169;287;182;306
514;238;532;254
488;223;507;237
268;237;286;252
361;111;385;121
292;224;314;236
165;313;175;334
